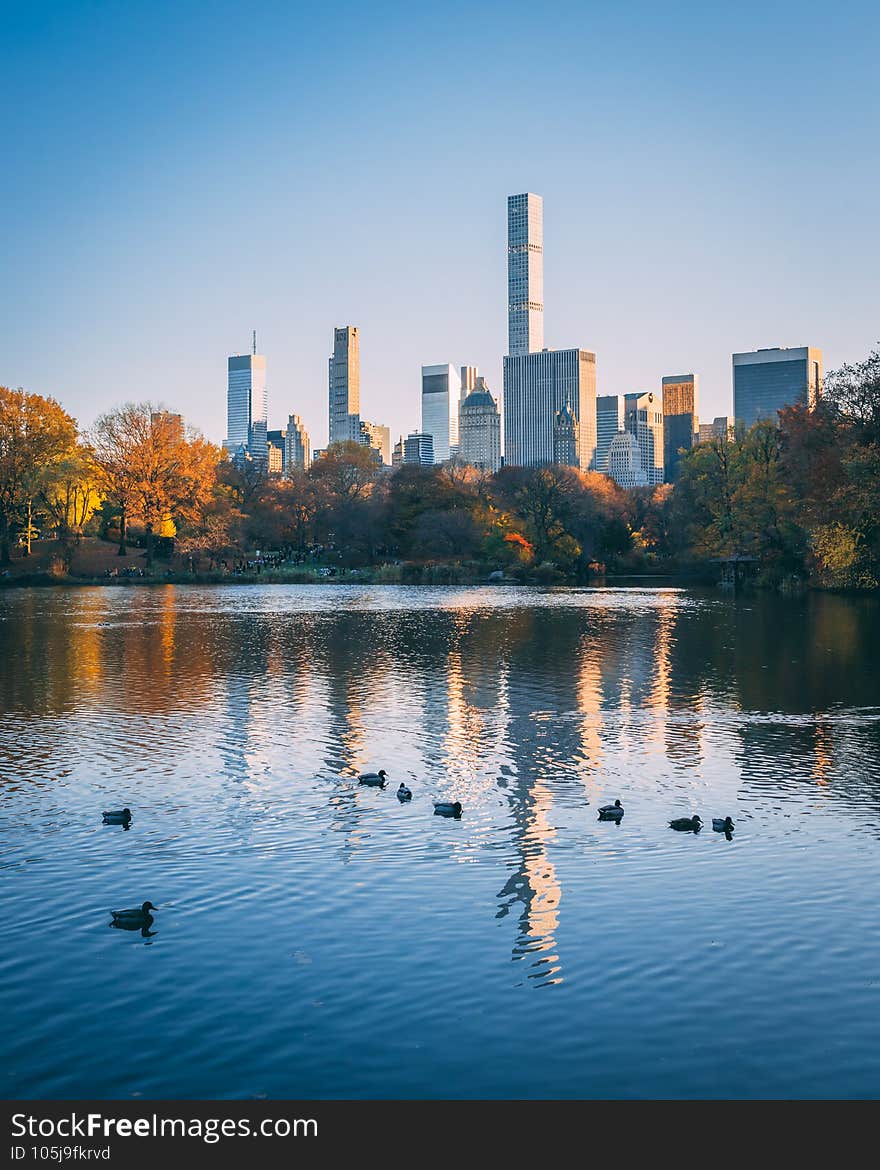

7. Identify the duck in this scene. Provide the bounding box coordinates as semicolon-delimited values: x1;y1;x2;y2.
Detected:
433;801;463;819
712;816;735;833
109;901;157;928
669;815;702;832
598;799;624;820
358;770;388;787
397;783;412;801
102;807;132;824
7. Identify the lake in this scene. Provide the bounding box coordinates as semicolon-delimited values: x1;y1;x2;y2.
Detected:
2;584;880;1099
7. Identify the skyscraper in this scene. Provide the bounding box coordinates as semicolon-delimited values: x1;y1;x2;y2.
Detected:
460;365;480;403
421;364;461;463
503;348;597;471
503;192;597;471
699;416;737;443
226;352;268;464
403;432;434;466
661;373;699;482
284;414;311;472
733;347;823;429
267;426;286;474
595;395;626;473
360;421;391;466
624;392;664;485
328;326;361;444
459;380;501;472
507;193;544;355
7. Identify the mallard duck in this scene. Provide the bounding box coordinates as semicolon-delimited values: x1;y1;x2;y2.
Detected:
598;799;624;820
669;815;702;832
397;783;412;801
433;801;462;818
712;816;735;833
109;901;157;927
102;807;132;824
599;799;623;813
358;770;388;787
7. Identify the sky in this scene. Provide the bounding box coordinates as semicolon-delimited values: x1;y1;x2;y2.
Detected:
2;0;879;447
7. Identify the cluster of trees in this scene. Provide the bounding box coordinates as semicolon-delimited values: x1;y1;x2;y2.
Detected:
0;393;220;568
2;345;878;587
188;443;637;579
671;346;880;588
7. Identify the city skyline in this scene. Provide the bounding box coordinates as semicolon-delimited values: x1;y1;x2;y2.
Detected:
3;3;876;447
191;196;824;468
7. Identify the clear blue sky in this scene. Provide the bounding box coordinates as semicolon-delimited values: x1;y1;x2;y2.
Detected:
2;0;878;445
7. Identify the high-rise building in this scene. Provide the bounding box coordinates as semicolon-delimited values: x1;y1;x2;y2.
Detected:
553;403;580;467
459;380;501;472
507;193;544;355
284;415;311;473
624;392;664;486
328;326;361;445
459;365;480;403
662;373;699;483
226;352;268;465
503;348;597;471
733;347;822;429
360;421;391;466
403;432;434;466
421;364;460;463
267;442;284;475
267;427;286;475
595;395;626;473
698;416;737;443
392;436;405;467
607;432;647;488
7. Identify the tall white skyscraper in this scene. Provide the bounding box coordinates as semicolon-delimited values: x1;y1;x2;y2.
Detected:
507;193;544;355
421;364;461;463
503;193;597;470
226;352;268;463
328;326;361;444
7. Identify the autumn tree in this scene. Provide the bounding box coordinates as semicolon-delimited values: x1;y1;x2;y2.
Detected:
91;404;221;565
40;444;103;555
0;386;78;563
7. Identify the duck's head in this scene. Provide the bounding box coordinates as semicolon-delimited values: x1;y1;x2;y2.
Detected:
453;801;462;814
614;799;622;808
378;770;387;779
692;815;703;826
122;808;132;817
724;816;734;830
141;901;157;913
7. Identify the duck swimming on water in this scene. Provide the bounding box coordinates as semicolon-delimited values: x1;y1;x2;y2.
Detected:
712;817;735;833
102;808;132;824
433;801;462;819
598;799;624;821
670;815;702;832
109;901;157;929
397;783;412;801
358;770;388;787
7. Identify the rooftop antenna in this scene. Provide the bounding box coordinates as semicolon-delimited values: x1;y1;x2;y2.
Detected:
252;330;257;356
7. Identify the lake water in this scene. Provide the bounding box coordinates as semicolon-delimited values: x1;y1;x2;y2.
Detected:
2;584;880;1100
